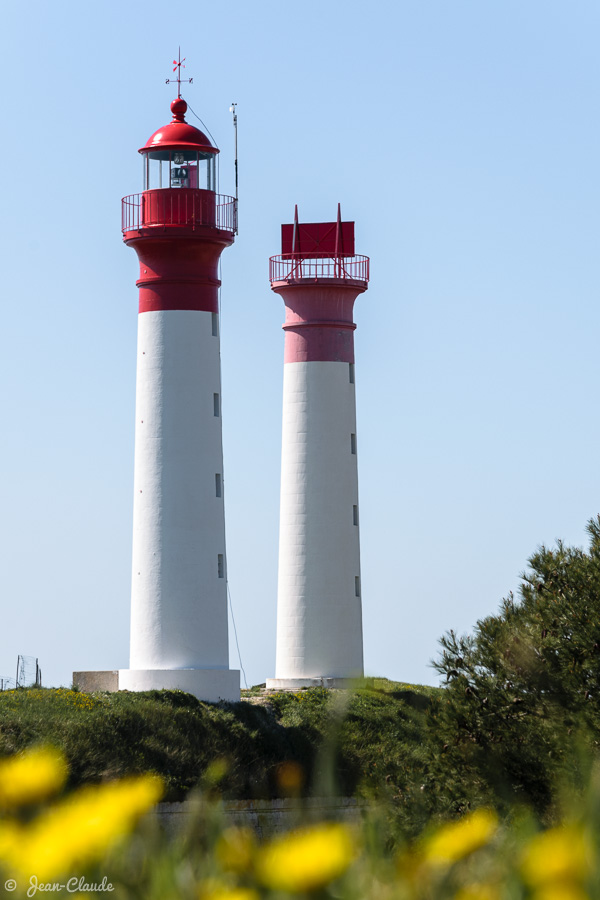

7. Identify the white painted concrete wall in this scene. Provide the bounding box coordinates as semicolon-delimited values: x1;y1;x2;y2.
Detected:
275;360;364;679
118;667;239;702
129;309;229;671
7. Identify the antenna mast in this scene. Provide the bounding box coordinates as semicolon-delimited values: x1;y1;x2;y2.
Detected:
230;102;238;233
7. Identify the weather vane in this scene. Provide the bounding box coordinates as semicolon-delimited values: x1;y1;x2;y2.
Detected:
165;47;193;99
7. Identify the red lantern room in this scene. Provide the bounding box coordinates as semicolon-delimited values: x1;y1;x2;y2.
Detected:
140;98;217;191
121;92;236;314
122;97;236;237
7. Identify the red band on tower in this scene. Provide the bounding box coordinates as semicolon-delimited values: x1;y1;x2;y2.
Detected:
270;206;369;364
275;283;360;363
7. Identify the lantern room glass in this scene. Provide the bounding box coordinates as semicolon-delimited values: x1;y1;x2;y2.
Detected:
142;150;216;191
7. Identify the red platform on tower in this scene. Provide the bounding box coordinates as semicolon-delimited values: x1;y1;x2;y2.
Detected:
270;205;369;287
270;206;370;364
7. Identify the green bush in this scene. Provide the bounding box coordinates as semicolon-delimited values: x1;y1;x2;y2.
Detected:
0;681;436;808
425;516;600;823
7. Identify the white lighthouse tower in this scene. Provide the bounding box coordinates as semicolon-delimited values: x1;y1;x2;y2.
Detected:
266;207;370;689
117;66;239;702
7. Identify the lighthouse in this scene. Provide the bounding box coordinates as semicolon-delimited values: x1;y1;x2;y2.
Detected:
116;74;239;702
266;208;370;689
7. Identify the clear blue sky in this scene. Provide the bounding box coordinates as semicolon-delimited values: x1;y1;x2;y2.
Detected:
2;0;599;689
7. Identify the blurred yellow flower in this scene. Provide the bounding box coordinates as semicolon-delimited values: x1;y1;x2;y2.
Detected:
521;825;590;888
200;887;259;900
530;887;589;900
0;747;67;808
396;845;426;887
7;774;162;879
424;809;498;866
454;884;500;900
204;759;229;785
216;826;256;874
276;761;304;795
0;820;22;863
256;822;355;892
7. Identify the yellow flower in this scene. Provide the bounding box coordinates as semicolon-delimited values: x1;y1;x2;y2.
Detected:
454;885;500;900
424;809;498;867
530;887;589;900
521;825;590;889
204;759;229;785
7;775;162;879
396;845;426;885
0;747;67;808
276;761;304;795
200;887;259;900
0;821;23;863
256;822;355;892
215;827;256;874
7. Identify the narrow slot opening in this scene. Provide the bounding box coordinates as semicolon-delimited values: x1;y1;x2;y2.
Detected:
349;363;355;384
211;312;219;337
350;433;357;454
215;474;222;498
218;554;224;578
355;576;360;597
214;393;220;417
353;505;358;526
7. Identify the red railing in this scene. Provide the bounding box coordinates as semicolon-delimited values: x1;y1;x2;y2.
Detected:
122;189;237;234
269;254;370;284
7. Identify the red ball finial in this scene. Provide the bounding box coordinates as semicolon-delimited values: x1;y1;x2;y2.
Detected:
170;98;187;122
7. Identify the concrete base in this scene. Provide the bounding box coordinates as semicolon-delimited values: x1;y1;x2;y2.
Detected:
119;668;240;703
266;677;360;691
72;669;240;703
73;671;119;692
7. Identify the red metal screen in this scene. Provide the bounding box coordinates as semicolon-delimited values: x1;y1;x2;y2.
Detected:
281;221;355;258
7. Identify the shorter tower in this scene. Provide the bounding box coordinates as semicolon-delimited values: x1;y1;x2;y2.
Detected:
266;207;370;690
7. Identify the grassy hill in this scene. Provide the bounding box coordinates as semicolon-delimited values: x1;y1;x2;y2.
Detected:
0;680;439;821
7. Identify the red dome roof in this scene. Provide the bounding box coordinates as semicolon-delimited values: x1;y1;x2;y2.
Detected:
139;98;218;156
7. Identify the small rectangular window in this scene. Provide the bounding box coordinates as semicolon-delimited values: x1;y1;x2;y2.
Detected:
355;576;360;597
214;393;220;417
350;433;356;455
353;505;358;526
211;312;219;337
349;363;355;384
218;554;224;578
215;474;222;498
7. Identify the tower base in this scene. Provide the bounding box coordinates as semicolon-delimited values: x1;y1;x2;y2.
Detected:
73;669;240;703
119;668;240;702
265;677;360;691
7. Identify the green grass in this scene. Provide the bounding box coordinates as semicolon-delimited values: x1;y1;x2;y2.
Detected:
0;682;439;806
